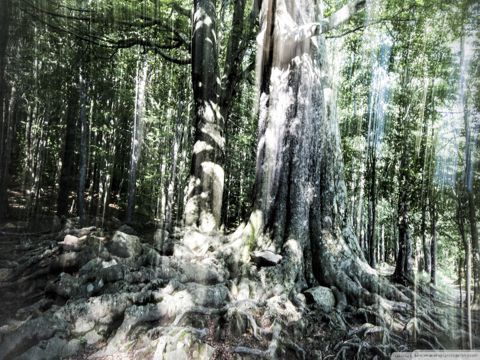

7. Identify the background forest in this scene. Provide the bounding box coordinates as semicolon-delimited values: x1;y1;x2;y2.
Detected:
0;0;479;358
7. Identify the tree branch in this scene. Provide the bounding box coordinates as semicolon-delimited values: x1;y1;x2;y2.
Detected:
20;2;191;65
323;0;366;33
171;2;190;18
325;24;366;39
22;0;190;49
110;38;191;64
113;38;184;51
325;16;416;39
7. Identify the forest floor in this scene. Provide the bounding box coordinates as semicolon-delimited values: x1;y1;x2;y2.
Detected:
0;212;478;359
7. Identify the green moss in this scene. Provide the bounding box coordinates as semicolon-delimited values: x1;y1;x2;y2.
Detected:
247;223;256;251
177;329;190;342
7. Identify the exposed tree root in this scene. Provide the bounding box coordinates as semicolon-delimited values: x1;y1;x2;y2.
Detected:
0;221;471;359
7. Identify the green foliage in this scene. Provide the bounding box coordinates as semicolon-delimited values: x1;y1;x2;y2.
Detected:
338;0;478;278
3;0;478;286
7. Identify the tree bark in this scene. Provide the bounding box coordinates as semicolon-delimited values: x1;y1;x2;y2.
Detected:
457;194;473;348
393;154;414;282
30;110;48;220
367;149;377;268
393;39;414;283
125;54;149;223
459;34;480;306
238;0;403;306
463;221;473;349
220;0;250;226
419;125;431;274
161;88;186;239
77;71;88;227
185;0;225;232
467;191;479;306
459;257;463;340
219;0;250;123
0;0;12;219
430;200;437;285
57;85;79;217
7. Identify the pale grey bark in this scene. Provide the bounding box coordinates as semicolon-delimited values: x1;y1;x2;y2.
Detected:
185;0;225;232
463;223;473;349
460;35;480;306
77;71;88;227
238;0;403;306
126;54;149;223
161;94;186;239
430;202;437;285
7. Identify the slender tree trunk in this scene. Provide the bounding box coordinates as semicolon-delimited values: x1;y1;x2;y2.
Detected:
459;258;463;345
23;105;35;193
430;201;437;285
156;153;166;222
100;120;116;226
126;54;149;223
0;0;11;219
458;197;473;349
391;27;415;283
459;34;480;306
356;163;365;241
220;0;247;226
0;91;13;220
89;131;101;217
465;129;479;306
428;93;438;284
219;0;252;123
162;96;185;238
466;240;473;349
467;192;479;306
185;0;225;232
95;132;105;223
2;93;18;218
0;0;10;96
367;150;377;268
418;74;432;274
394;148;414;282
57;86;79;217
379;224;383;263
176;111;191;225
77;71;88;226
420;201;430;273
32;114;49;219
26;103;41;219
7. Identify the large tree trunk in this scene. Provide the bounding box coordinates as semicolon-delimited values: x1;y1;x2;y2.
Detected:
185;0;225;232
239;0;401;306
125;54;149;223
